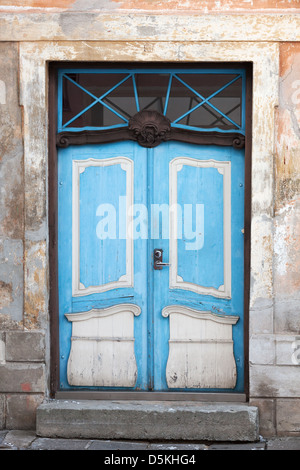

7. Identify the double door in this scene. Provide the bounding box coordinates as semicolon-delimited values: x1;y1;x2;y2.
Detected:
58;139;245;392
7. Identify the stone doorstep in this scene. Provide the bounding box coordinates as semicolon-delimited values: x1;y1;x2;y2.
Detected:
36;400;259;442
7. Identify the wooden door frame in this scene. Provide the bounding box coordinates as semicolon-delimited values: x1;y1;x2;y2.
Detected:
48;62;252;401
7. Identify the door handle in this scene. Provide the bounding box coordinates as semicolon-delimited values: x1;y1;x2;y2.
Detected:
154;249;170;270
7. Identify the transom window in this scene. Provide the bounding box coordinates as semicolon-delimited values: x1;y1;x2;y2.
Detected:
58;68;246;135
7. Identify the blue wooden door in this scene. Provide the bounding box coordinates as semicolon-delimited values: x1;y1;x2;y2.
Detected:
150;142;244;392
58;141;149;390
58;139;244;392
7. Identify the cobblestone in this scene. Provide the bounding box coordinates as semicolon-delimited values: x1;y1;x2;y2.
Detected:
0;430;300;451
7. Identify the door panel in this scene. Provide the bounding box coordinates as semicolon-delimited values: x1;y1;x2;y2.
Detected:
73;157;133;295
58;141;149;390
151;142;244;392
58;140;245;393
65;304;141;387
170;157;230;297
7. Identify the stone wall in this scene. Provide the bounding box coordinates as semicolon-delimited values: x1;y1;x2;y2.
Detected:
0;42;45;428
0;2;299;436
249;43;300;437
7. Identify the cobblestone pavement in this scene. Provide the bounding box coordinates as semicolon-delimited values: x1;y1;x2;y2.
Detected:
1;430;300;451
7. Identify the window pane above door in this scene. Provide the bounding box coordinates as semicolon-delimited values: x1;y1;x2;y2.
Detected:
58;68;245;134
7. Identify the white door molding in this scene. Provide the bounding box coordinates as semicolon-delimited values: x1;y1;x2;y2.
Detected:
72;156;134;296
169;157;231;298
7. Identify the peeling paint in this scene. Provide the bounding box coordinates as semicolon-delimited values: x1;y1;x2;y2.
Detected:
273;43;300;320
274;199;300;292
24;241;47;330
0;281;13;309
1;13;300;42
0;239;24;321
0;0;299;11
21;382;32;392
0;4;299;433
276;43;300;210
0;80;6;104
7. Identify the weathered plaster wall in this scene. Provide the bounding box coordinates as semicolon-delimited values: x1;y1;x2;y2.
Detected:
17;38;281;434
0;0;299;11
1;12;300;42
275;43;300;323
274;44;300;436
0;43;23;327
0;42;45;429
0;3;299;434
249;43;300;437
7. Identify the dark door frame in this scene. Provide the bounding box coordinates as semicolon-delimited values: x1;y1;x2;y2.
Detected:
48;61;252;401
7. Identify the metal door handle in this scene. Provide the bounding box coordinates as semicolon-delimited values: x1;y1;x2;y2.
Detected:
154;249;170;270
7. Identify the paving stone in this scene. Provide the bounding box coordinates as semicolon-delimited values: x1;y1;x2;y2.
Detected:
147;442;208;450
1;430;300;451
0;430;8;444
30;437;91;450
88;440;207;450
208;442;266;450
0;432;15;451
2;430;36;449
88;440;149;450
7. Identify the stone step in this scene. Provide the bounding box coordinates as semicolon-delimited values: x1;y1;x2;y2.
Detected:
36;400;259;442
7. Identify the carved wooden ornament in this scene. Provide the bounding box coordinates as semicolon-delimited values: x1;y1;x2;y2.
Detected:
128;110;171;148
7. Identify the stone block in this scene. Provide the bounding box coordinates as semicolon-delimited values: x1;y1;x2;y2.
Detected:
0;42;24;324
6;331;45;362
250;365;300;397
0;240;24;322
0;394;5;429
276;399;300;436
0;363;45;393
36;400;259;442
276;335;299;365
250;398;276;437
275;298;300;334
249;299;273;335
6;394;44;430
0;332;5;364
250;335;275;365
0;42;23;238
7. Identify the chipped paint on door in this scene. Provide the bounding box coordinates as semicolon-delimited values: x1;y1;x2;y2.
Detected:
57;67;245;393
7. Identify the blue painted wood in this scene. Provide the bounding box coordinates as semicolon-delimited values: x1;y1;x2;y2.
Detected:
58;140;245;392
80;164;127;288
61;73;131;128
177;164;223;289
58;142;149;390
151;142;245;392
172;74;242;129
